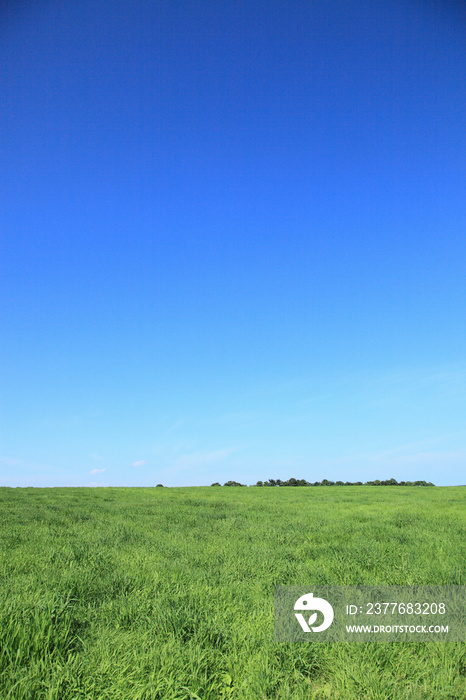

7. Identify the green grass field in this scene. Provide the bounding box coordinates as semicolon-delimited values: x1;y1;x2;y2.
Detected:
1;485;465;699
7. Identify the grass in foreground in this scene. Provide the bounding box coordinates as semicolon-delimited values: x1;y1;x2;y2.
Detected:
1;485;465;699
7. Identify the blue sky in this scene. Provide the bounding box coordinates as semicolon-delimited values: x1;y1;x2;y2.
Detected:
1;0;465;487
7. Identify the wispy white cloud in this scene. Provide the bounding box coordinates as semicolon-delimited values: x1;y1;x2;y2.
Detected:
356;435;456;460
0;456;64;475
164;419;188;437
384;451;466;467
314;442;466;482
362;363;466;399
132;460;146;467
171;448;236;471
89;468;106;475
0;457;24;467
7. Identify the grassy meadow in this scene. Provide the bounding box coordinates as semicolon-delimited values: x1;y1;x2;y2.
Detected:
1;485;465;699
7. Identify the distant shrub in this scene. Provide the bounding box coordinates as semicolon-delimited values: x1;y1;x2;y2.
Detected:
215;477;435;487
156;484;164;487
252;477;435;487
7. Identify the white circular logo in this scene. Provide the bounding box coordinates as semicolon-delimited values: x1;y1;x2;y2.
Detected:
294;592;334;632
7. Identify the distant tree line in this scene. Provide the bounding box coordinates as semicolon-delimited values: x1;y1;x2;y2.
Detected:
211;478;435;487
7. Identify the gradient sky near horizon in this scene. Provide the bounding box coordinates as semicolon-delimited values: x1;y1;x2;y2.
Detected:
1;0;465;487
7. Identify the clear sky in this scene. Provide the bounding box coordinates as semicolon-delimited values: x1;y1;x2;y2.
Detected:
1;0;465;487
